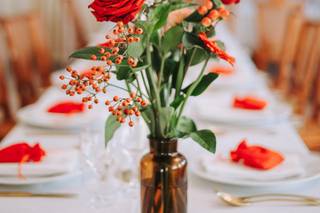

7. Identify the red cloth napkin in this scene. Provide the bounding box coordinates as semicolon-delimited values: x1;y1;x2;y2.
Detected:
210;65;234;75
233;96;267;110
0;143;46;163
230;140;284;170
47;101;85;114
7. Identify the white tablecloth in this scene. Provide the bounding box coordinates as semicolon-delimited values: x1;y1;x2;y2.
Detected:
1;24;320;213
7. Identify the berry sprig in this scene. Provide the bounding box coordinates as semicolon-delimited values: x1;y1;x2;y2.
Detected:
60;66;112;109
92;21;144;68
105;93;148;127
60;66;148;127
197;1;230;27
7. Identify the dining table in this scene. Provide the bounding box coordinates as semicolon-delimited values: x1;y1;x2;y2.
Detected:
0;23;319;213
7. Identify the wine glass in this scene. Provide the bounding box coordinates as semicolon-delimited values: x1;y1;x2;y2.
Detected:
80;128;121;209
113;118;148;198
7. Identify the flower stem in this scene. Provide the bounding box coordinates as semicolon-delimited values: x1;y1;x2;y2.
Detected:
176;57;210;124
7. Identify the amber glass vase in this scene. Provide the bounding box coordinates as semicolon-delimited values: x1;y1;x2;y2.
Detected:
140;139;187;213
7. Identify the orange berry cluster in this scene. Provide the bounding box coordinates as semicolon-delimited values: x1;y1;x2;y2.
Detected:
91;21;143;68
105;92;148;127
60;66;111;108
197;1;230;27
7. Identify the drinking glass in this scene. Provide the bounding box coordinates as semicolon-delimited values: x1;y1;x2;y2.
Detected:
80;128;120;209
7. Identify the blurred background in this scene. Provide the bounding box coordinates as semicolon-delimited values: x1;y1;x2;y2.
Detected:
0;0;320;149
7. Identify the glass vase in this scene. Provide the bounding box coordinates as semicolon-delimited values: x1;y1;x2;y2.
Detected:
140;139;187;213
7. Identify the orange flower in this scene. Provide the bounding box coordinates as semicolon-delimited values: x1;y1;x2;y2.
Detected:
198;32;235;65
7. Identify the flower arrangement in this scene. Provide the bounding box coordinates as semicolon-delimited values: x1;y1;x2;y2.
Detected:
60;0;239;153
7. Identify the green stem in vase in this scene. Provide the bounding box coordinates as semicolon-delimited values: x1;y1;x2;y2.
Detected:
176;56;210;125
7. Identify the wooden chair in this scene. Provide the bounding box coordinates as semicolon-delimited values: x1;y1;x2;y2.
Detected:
0;12;53;106
61;0;87;48
253;0;304;71
0;63;14;140
295;23;320;151
275;6;304;91
289;21;320;114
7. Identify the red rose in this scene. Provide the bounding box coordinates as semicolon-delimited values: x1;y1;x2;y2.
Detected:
198;32;235;65
89;0;145;24
221;0;240;4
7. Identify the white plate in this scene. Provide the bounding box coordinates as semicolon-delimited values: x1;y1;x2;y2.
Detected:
191;153;320;187
16;87;103;129
194;91;291;126
0;171;81;185
17;104;98;130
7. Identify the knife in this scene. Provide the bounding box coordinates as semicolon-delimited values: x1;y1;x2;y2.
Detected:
0;191;77;198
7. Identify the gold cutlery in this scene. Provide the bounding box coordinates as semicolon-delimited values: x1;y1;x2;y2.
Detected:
216;191;320;206
0;191;77;198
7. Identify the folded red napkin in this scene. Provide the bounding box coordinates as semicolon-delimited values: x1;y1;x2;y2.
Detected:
230;140;284;170
47;101;85;114
233;96;267;110
210;65;234;75
0;143;46;163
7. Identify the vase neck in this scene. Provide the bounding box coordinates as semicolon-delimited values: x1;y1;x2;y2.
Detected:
149;139;177;155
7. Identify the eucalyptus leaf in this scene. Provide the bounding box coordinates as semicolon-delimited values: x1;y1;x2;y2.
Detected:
105;115;121;145
190;130;216;153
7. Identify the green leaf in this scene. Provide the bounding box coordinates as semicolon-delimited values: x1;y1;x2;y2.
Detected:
206;26;216;37
162;25;184;53
190;130;216;153
149;4;171;32
149;2;192;34
116;65;131;80
212;0;223;8
69;46;107;60
186;47;208;66
105;115;121;145
141;106;155;135
128;41;144;58
183;73;219;96
176;116;197;138
185;11;203;22
182;33;203;49
151;45;162;72
170;94;185;109
131;63;150;72
159;107;174;137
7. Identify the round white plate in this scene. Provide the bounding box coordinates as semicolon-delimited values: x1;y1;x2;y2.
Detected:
194;91;291;126
191;153;320;187
17;104;99;130
0;171;81;186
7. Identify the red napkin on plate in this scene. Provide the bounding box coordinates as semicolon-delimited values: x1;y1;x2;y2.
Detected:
230;140;284;170
233;96;267;110
0;143;46;163
47;101;85;114
210;65;234;75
